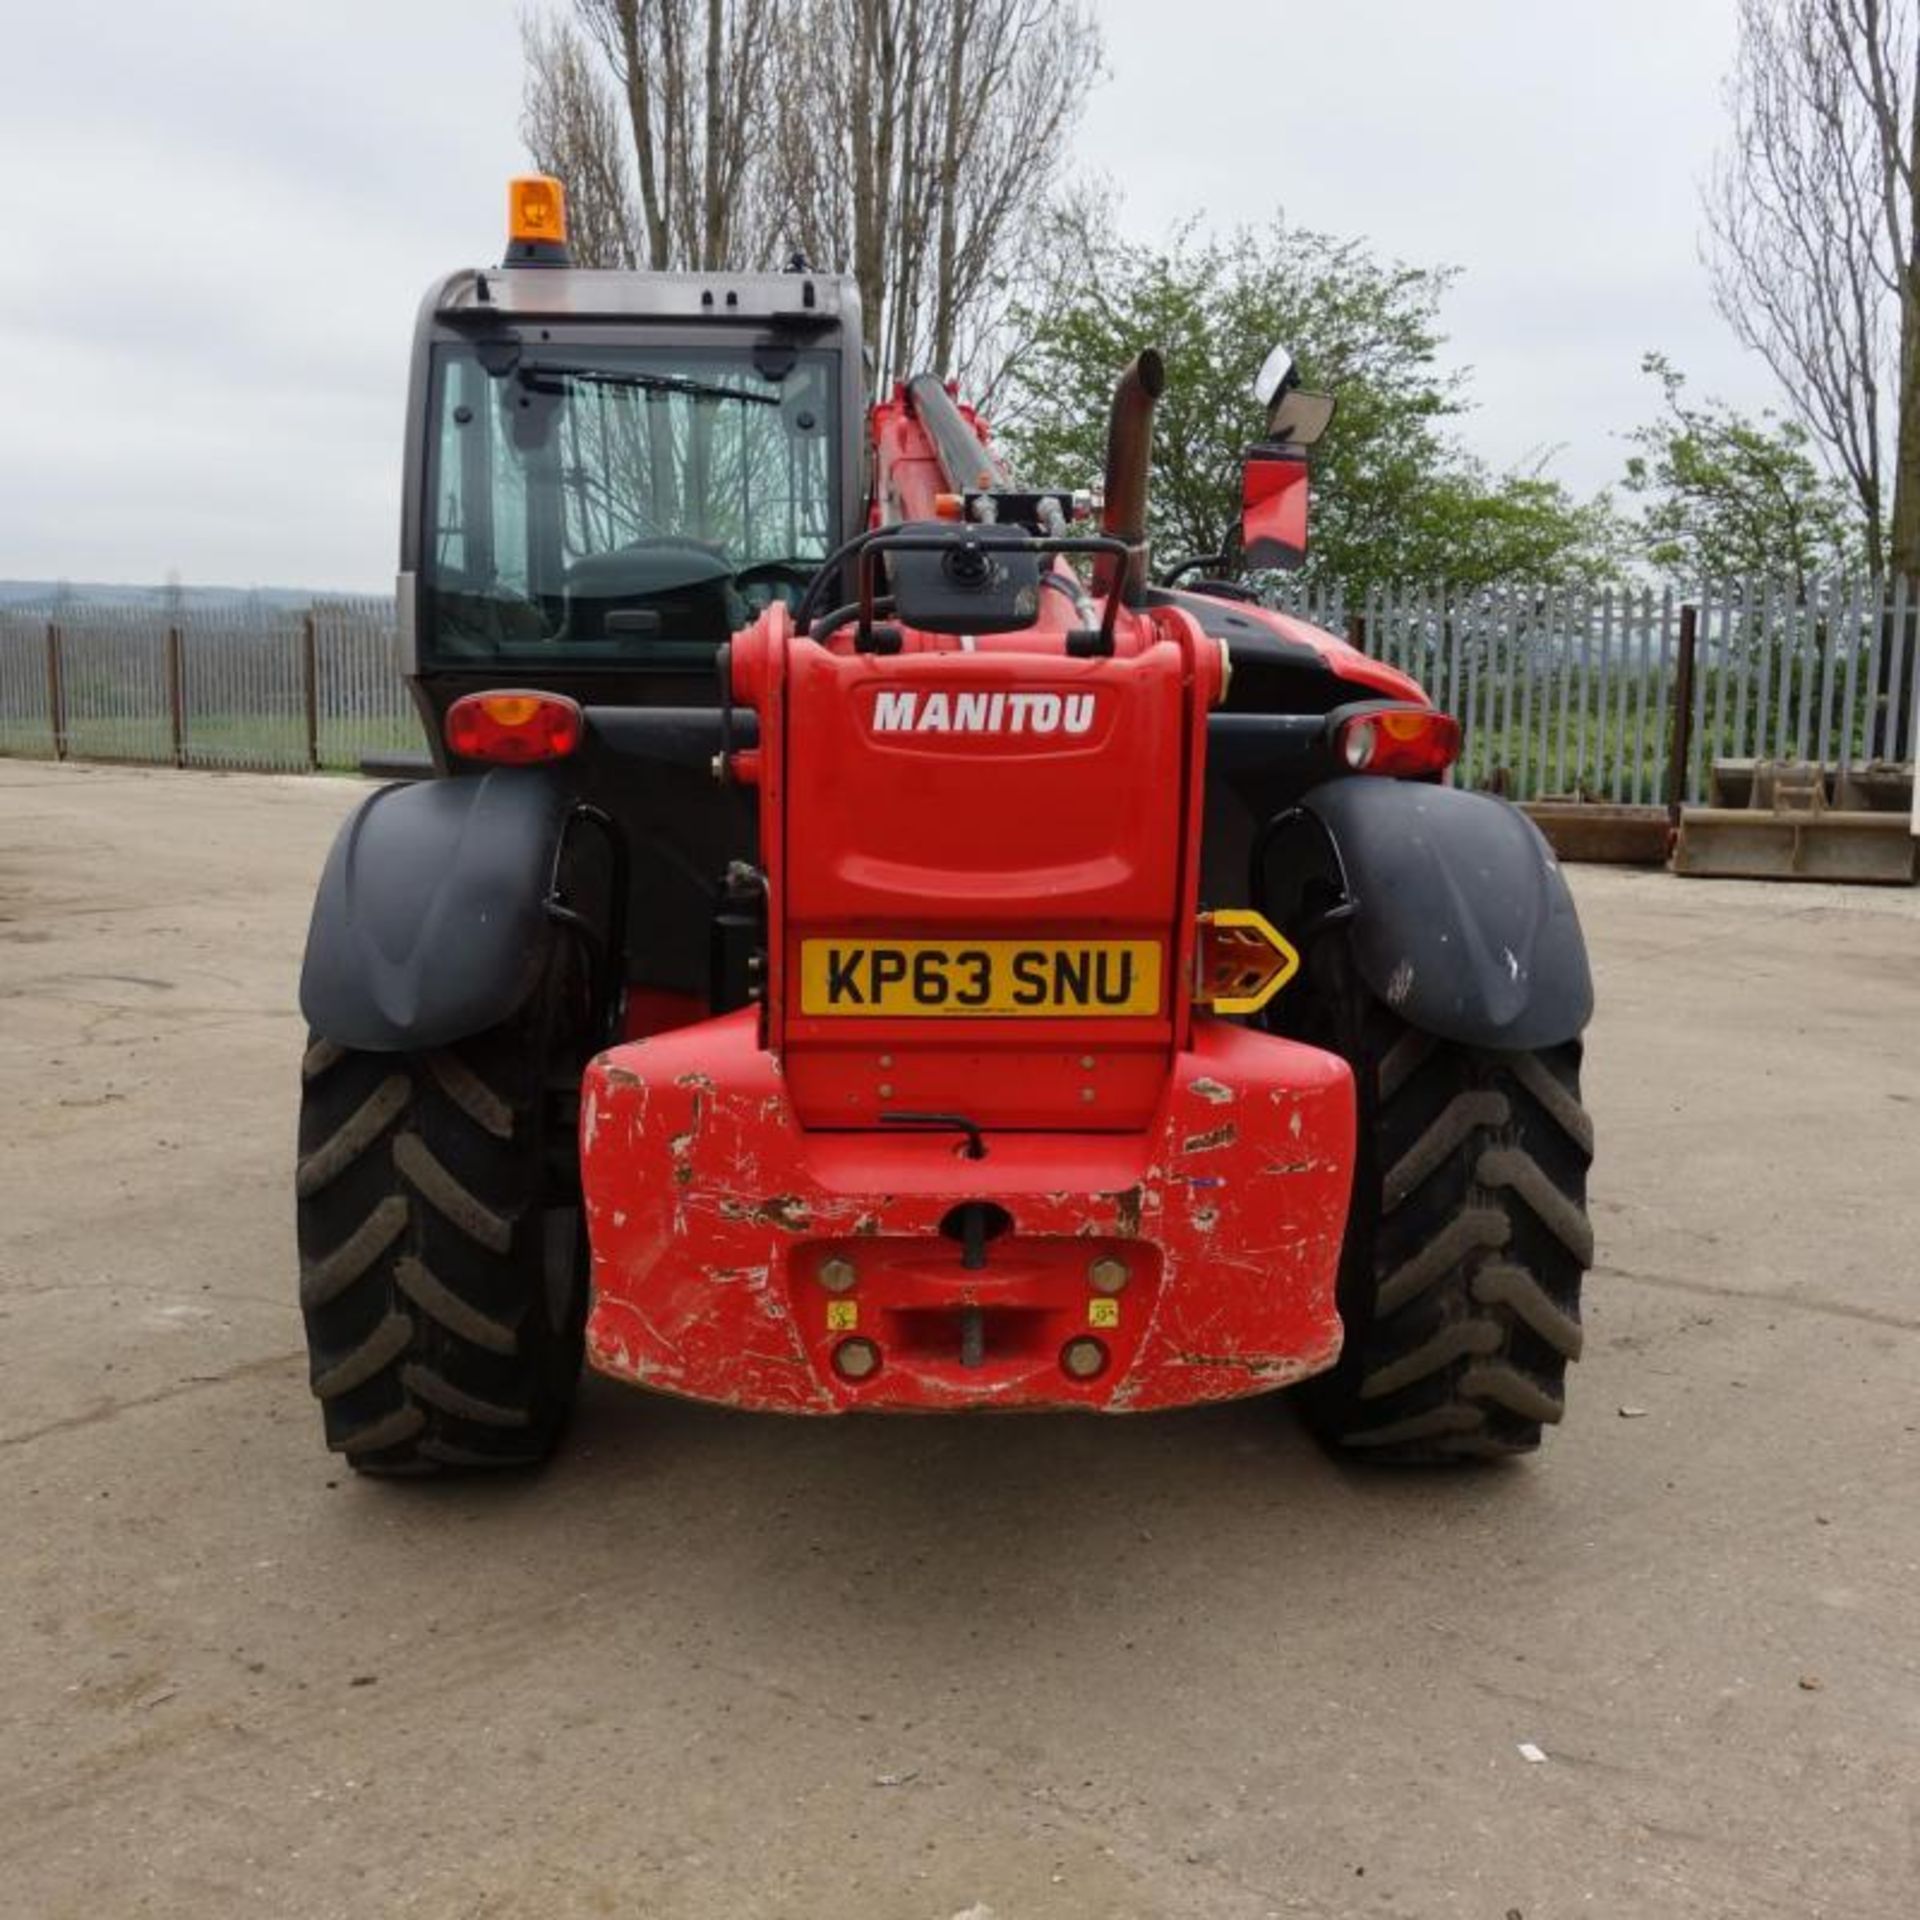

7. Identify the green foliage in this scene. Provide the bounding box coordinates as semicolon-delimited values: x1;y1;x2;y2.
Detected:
999;221;1621;592
1403;461;1625;592
1623;355;1866;589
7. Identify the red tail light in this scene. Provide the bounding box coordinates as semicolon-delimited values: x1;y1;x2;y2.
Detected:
445;690;583;764
1335;705;1460;777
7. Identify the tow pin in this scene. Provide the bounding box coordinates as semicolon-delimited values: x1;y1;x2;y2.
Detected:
960;1306;985;1369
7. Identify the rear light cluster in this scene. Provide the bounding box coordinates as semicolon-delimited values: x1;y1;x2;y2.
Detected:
1335;705;1460;777
445;690;583;764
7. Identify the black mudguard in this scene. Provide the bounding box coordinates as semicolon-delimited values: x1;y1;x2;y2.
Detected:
1294;778;1593;1050
300;770;570;1052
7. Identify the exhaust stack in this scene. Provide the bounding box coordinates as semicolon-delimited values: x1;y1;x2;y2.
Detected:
1095;349;1166;606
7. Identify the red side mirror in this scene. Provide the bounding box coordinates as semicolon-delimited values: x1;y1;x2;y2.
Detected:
1241;448;1309;572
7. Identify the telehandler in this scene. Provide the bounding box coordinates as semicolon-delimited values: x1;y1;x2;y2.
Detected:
296;177;1593;1472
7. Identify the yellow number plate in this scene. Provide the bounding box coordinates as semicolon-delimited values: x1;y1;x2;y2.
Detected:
798;939;1162;1018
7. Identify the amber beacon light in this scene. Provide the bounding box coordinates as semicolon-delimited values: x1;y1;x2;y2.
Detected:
506;174;571;265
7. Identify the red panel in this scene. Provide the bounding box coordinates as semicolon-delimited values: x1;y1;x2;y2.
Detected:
582;1010;1355;1414
1240;599;1429;702
619;988;707;1041
783;1039;1172;1132
744;607;1222;1131
1241;453;1310;571
780;643;1189;926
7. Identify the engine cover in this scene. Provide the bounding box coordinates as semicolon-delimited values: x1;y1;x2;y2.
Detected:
732;605;1219;1132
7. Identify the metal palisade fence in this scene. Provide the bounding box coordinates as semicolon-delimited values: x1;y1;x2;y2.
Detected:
0;596;417;773
1272;576;1917;803
1;578;1914;795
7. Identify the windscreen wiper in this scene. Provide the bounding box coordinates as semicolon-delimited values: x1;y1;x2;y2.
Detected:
517;367;780;406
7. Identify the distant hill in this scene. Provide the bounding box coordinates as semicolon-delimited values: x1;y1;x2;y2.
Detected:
0;581;330;614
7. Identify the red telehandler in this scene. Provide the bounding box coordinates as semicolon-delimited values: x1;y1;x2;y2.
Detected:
296;177;1593;1473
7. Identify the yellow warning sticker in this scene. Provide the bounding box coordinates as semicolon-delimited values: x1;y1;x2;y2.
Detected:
826;1300;859;1331
1087;1298;1121;1329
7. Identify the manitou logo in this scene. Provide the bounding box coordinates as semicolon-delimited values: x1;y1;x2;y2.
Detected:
869;689;1096;736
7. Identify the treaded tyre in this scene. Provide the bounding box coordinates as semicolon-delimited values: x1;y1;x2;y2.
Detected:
1279;935;1594;1461
294;959;588;1474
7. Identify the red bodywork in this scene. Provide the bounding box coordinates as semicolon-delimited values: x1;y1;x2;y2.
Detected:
579;384;1401;1415
1241;449;1310;572
585;1013;1351;1411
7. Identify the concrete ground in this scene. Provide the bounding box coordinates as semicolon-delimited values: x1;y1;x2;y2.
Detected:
0;757;1916;1920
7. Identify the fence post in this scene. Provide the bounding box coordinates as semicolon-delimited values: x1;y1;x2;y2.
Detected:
1346;610;1368;653
300;611;319;771
1665;603;1699;827
45;622;66;761
1874;573;1914;762
165;626;185;767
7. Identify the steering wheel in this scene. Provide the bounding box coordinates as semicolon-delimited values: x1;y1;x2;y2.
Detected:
735;560;816;591
734;559;819;612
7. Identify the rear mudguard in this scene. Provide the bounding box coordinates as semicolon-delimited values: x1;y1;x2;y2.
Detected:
1289;778;1593;1051
299;770;570;1052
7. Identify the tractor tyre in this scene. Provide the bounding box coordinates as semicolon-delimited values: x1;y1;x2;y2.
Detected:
1278;934;1594;1461
294;960;589;1475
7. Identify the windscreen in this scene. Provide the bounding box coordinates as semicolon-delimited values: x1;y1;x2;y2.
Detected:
421;340;839;665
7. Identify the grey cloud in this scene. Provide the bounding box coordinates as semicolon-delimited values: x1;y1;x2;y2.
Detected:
2;0;1770;587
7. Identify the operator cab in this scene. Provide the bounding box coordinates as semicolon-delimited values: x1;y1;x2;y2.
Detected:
398;182;865;707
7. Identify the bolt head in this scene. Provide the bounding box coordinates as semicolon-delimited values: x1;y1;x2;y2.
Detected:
818;1256;857;1293
833;1336;880;1381
1089;1255;1129;1295
1061;1336;1108;1381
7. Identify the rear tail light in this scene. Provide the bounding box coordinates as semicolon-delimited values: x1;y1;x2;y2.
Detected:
445;690;583;764
1335;705;1460;777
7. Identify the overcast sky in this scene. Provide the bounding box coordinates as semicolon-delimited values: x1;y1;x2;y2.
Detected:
3;0;1766;590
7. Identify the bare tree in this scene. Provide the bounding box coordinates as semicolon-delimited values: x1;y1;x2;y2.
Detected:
568;0;782;272
521;11;640;269
761;0;935;379
762;0;1101;391
956;180;1117;418
521;1;1101;395
928;0;1101;379
1706;0;1918;581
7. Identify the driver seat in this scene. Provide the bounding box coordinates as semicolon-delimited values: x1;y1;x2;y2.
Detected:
568;539;741;644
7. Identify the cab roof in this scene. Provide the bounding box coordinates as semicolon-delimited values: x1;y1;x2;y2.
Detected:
429;266;861;338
